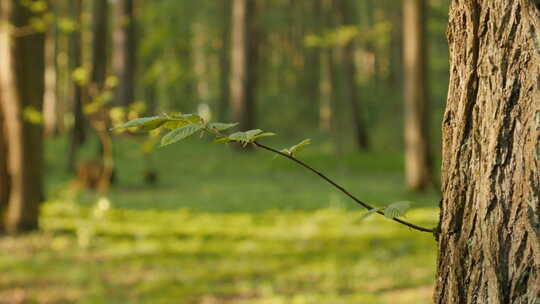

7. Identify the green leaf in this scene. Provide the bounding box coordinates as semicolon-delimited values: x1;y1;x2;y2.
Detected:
112;116;167;130
162;120;190;130
283;139;311;155
208;122;238;131
169;113;202;124
383;201;411;219
358;208;380;221
245;129;263;138
252;132;276;140
161;124;203;147
228;131;250;143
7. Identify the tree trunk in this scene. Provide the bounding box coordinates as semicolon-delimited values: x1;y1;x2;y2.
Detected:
335;0;369;151
229;0;258;131
43;12;59;137
67;0;85;172
434;1;540;302
218;0;231;122
403;0;432;191
304;0;321;127
0;0;45;233
91;0;109;91
0;104;9;231
113;0;135;107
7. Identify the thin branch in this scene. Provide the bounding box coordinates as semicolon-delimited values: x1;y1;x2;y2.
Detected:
253;141;434;233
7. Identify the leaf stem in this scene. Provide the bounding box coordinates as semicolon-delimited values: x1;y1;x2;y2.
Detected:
253;141;434;234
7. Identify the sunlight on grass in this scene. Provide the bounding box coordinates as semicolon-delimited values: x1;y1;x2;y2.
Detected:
0;197;438;304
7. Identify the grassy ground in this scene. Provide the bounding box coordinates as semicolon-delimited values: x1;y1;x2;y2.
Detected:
1;135;440;303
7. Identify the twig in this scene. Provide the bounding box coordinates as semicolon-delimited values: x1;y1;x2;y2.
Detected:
253;141;434;233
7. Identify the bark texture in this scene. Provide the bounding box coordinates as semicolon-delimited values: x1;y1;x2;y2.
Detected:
0;0;45;233
229;0;258;131
435;0;540;302
403;0;432;191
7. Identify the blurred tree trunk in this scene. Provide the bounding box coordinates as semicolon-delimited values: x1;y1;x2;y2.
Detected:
229;0;258;131
67;0;85;172
403;0;432;191
0;0;45;233
335;0;369;151
113;0;136;107
218;0;230;122
192;22;210;113
389;2;403;90
0;105;9;231
91;0;108;92
304;0;321;126
92;0;114;192
43;8;59;137
434;1;540;302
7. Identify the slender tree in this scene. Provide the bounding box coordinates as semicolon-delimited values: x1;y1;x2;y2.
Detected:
67;0;85;171
113;0;136;107
0;105;8;230
91;0;108;91
218;0;231;122
0;0;46;233
403;0;432;191
42;3;59;137
434;1;540;302
229;0;258;131
335;0;369;150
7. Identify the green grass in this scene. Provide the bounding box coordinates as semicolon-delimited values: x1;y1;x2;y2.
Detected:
1;135;440;303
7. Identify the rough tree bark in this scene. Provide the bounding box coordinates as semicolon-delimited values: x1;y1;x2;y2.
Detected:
403;0;433;191
0;0;45;233
229;0;258;131
335;0;369;151
434;0;540;302
113;0;136;107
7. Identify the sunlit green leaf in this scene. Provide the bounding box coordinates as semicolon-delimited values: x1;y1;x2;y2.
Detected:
112;116;167;130
161;124;203;146
383;201;411;219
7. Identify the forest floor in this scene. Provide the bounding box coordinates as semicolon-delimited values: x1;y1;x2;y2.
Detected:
0;136;440;303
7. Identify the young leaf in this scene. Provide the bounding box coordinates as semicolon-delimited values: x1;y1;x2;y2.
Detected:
252;132;276;140
383;201;411;219
208;122;238;131
161;124;203;147
244;129;263;139
283;139;311;155
112;116;167;130
358;207;380;221
228;131;250;143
